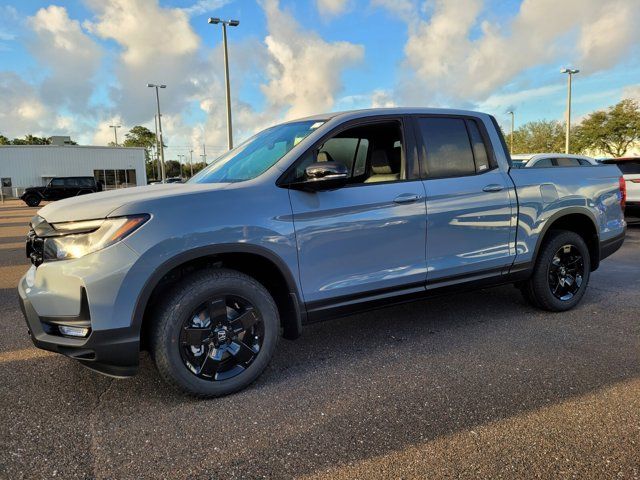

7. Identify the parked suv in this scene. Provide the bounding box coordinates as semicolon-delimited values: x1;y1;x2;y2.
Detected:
18;109;626;397
511;153;598;168
21;176;102;207
601;157;640;209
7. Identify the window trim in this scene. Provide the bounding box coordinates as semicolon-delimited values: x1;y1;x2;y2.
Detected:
276;115;420;189
411;114;500;181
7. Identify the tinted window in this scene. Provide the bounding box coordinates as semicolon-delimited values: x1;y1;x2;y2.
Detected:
466;120;491;172
578;158;592;166
65;178;80;187
615;160;640;175
418;118;475;178
77;177;94;187
50;178;64;187
533;158;553;168
555;158;580;167
319;138;359;175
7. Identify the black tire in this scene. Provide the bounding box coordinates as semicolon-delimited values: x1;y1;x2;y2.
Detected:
521;230;591;311
150;268;279;397
24;195;41;207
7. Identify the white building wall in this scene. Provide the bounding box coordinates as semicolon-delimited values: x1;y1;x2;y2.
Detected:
0;146;147;195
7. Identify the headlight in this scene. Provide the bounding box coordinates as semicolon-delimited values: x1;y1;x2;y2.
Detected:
43;215;149;261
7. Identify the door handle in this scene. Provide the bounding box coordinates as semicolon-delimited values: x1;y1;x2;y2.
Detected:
482;184;504;192
393;194;421;204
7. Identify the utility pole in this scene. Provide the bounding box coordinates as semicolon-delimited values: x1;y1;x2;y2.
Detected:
208;17;239;150
200;144;207;165
507;111;515;155
189;149;194;177
147;83;167;182
109;125;121;146
177;154;185;180
560;68;579;154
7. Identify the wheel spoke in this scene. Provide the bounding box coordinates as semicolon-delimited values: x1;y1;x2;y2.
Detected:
199;346;224;377
228;309;259;333
208;299;228;324
183;326;211;346
228;341;255;364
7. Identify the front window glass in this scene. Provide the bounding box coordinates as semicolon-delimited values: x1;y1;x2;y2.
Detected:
190;121;324;184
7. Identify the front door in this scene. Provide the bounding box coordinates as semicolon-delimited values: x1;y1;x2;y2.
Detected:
287;119;428;309
413;116;515;285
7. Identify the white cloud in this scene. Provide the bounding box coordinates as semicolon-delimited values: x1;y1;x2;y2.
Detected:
376;0;640;104
316;0;351;16
27;6;102;110
622;85;640;102
181;0;234;17
260;0;364;119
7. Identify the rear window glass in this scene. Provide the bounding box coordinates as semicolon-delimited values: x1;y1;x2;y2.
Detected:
555;158;581;167
613;160;640;175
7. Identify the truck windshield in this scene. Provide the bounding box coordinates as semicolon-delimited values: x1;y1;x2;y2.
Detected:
189;120;324;183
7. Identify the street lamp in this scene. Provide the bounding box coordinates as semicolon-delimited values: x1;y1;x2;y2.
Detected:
147;83;167;182
178;154;185;180
109;125;121;146
560;68;579;154
506;111;515;155
208;17;240;151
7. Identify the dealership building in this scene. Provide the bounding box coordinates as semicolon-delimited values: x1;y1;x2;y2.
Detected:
0;144;147;198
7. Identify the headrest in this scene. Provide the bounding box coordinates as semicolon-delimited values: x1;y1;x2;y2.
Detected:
370;149;392;174
317;151;334;163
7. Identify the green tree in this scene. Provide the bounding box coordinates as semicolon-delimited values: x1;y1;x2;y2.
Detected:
511;120;566;154
10;134;51;145
164;160;182;178
122;125;161;180
0;134;10;145
181;161;207;178
573;99;640;157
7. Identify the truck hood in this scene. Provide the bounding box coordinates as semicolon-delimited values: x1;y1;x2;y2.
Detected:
37;183;229;223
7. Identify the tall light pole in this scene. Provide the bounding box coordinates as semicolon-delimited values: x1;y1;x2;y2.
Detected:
189;149;194;177
208;17;239;151
147;83;167;182
109;125;121;146
560;68;579;154
506;111;515;155
154;114;161;181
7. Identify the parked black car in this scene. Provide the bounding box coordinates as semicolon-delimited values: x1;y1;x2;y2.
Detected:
21;176;102;207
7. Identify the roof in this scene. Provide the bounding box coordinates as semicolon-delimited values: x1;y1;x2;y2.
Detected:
511;153;595;161
284;107;491;124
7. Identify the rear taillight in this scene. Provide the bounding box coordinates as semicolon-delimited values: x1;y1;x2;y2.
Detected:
619;176;626;211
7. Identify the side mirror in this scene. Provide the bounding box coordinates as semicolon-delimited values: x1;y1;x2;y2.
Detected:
296;161;348;191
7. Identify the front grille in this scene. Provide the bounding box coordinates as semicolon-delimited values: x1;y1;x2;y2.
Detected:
26;228;44;266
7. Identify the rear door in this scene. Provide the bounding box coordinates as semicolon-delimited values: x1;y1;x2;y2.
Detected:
414;116;516;285
64;178;81;197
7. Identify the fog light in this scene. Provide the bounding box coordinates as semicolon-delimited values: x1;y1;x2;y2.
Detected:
58;325;90;337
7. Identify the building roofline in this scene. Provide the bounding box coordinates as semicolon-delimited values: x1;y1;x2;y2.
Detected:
0;145;146;151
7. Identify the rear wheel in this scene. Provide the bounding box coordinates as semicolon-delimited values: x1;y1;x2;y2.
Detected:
150;268;279;397
24;195;41;207
521;230;590;311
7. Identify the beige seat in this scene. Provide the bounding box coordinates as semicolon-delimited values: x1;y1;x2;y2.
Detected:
364;149;400;183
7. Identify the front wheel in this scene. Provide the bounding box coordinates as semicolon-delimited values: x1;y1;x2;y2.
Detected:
521;230;591;311
150;268;280;397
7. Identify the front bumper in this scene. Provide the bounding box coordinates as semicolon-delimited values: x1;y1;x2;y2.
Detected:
18;274;139;378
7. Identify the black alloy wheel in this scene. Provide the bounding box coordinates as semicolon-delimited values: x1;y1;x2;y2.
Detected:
179;295;264;381
150;268;279;397
520;230;591;312
547;244;584;301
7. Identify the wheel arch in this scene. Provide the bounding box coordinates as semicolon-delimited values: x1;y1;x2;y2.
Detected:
134;244;304;350
533;208;600;271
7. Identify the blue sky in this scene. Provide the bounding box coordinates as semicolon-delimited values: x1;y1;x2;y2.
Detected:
1;0;639;160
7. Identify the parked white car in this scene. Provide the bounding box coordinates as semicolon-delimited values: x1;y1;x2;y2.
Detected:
602;157;640;208
511;153;599;168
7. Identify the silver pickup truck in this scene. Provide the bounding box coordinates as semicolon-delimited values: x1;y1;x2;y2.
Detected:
19;108;627;397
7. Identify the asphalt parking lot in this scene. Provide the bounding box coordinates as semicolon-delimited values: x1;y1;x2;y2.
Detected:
0;200;638;479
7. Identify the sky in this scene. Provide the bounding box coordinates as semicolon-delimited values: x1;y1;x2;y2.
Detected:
0;0;639;161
